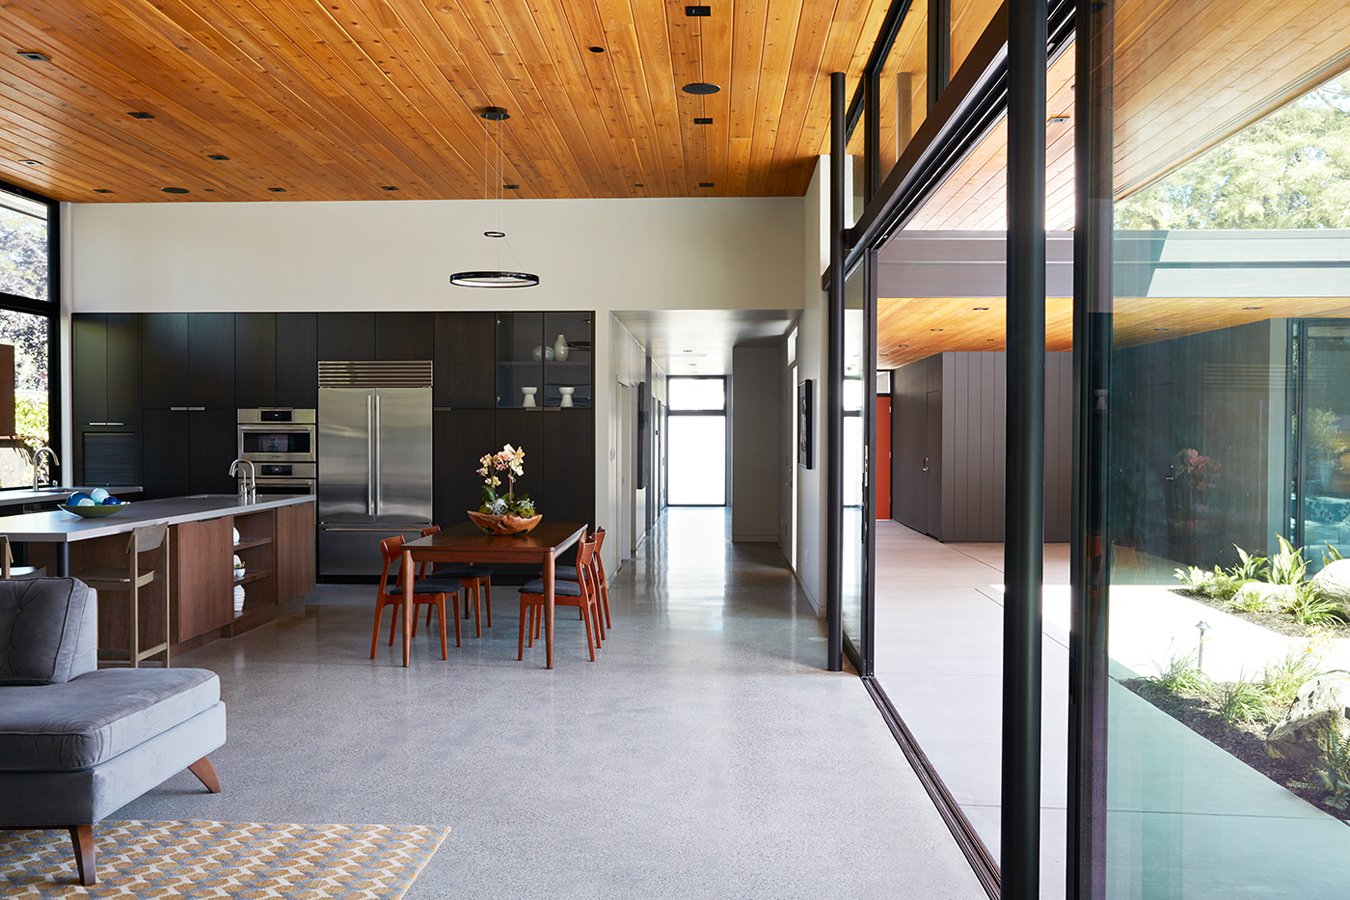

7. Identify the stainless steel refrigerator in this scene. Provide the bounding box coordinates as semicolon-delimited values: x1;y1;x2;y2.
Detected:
317;360;433;576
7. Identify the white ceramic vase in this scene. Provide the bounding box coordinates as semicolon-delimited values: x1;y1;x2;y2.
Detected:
558;386;575;408
553;334;570;362
521;386;538;408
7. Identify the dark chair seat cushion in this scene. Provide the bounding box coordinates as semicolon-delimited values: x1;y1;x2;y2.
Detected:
0;667;219;771
388;579;460;596
426;564;493;579
519;579;582;597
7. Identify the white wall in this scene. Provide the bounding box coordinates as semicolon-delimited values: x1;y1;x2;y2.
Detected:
731;344;783;543
65;196;803;576
794;158;830;614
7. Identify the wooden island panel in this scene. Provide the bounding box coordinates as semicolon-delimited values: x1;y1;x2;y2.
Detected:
173;515;233;643
275;501;316;604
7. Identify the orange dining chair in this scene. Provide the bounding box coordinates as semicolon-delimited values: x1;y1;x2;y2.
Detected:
418;525;494;633
532;525;611;642
370;534;462;660
519;534;601;662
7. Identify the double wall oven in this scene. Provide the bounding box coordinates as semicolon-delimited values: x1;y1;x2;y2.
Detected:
237;408;316;496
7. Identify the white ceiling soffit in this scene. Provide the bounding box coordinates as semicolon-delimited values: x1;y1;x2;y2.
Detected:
613;309;797;375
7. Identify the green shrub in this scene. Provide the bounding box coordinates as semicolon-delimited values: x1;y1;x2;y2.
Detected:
1260;649;1323;711
1293;718;1350;811
1269;535;1309;586
1283;583;1346;627
1215;677;1271;726
1150;652;1210;697
1231;545;1269;582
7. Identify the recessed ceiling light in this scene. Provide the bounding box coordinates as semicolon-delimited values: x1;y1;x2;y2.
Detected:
634;182;645;187
1243;306;1263;310
268;187;286;192
92;188;113;194
17;51;49;62
381;185;399;191
588;46;605;53
972;306;990;310
930;328;944;332
1153;327;1169;332
694;116;713;125
698;181;715;188
207;153;229;160
1048;115;1070;124
683;349;693;353
682;82;721;95
128;111;155;120
18;159;39;166
503;183;519;190
686;5;711;16
161;186;189;194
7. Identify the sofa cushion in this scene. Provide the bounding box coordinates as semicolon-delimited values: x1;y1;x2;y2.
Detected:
0;668;220;771
0;578;97;686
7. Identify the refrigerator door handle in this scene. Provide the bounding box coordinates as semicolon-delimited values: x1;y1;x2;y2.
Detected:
373;393;383;516
366;394;375;516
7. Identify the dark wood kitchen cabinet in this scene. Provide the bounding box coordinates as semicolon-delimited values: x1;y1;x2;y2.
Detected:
276;313;318;407
433;410;496;524
234;313;277;408
433;313;496;409
541;410;595;526
73;313;140;427
317;313;375;361
141;408;236;499
142;313;235;408
375;312;434;361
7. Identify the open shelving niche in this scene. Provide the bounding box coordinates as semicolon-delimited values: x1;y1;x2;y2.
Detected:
231;509;277;620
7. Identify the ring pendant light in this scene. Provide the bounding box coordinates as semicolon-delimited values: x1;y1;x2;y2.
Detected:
450;106;540;289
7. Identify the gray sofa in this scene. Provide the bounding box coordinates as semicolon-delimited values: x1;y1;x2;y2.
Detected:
0;578;226;886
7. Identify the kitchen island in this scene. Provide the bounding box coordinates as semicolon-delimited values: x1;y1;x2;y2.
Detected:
0;494;316;654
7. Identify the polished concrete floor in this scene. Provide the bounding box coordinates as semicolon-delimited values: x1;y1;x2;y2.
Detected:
121;509;983;899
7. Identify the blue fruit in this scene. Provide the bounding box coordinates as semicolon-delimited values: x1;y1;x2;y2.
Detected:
102;496;121;505
76;498;96;507
68;492;91;504
90;488;110;502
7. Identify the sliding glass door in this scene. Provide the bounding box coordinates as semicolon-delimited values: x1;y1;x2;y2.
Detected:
841;260;875;672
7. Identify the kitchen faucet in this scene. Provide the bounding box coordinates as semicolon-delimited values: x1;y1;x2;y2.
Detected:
228;458;256;503
32;446;59;491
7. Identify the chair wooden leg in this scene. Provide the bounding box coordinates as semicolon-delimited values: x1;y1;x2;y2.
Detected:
517;599;528;660
532;603;541;642
369;603;384;659
387;601;400;646
188;756;222;793
437;599;448;660
411;603;420;638
69;824;95;886
425;605;434;627
451;595;462;647
484;579;493;627
581;600;596;662
472;584;482;638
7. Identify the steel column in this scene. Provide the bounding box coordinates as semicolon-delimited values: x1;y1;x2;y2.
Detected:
827;71;846;673
1002;0;1047;895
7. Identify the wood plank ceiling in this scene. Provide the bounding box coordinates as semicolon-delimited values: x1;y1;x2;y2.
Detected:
0;0;892;202
878;297;1350;370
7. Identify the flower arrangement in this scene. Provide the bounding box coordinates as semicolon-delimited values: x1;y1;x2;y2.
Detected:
1174;447;1221;493
476;443;536;518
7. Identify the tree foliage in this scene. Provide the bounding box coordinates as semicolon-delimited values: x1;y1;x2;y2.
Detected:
1116;74;1350;230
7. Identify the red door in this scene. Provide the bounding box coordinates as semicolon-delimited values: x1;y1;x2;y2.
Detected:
876;396;892;519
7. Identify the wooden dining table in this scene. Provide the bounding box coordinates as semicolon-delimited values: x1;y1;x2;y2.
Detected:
400;521;587;668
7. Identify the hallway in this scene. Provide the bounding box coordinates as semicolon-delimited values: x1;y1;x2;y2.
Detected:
118;509;982;898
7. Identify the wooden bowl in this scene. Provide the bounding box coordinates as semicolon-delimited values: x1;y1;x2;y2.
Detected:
467;510;542;535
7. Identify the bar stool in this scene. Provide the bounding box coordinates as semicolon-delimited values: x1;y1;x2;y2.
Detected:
418;525;493;635
77;525;171;668
0;536;46;579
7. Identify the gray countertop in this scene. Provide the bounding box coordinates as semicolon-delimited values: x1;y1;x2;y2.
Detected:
0;486;143;508
0;494;315;542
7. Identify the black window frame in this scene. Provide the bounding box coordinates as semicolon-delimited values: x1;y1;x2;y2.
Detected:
664;375;729;508
0;178;62;491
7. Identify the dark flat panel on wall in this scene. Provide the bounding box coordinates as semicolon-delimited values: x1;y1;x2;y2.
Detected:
543;410;595;526
318;312;376;361
190;408;239;494
187;313;236;408
376;312;434;361
141;314;188;408
276;313;318;408
141;408;191;498
106;314;141;424
235;313;277;408
433;410;496;524
72;314;107;424
494;410;545;501
433;313;497;408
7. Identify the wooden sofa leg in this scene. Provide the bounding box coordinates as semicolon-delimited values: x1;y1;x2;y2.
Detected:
69;824;95;886
188;756;222;793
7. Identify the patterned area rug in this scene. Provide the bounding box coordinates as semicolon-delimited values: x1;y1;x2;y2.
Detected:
0;820;449;898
